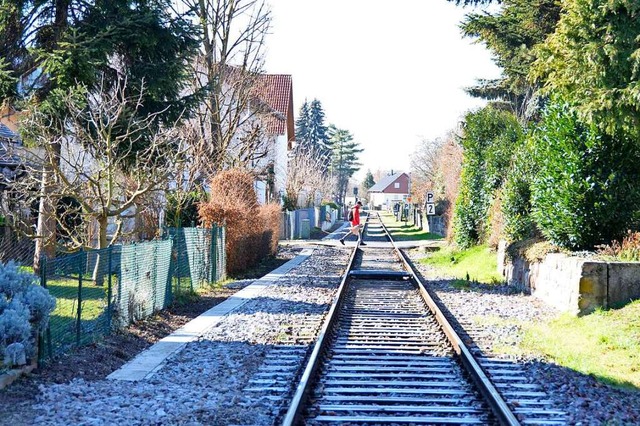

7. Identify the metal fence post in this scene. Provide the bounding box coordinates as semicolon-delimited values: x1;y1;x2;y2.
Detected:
167;235;174;305
176;233;181;297
152;241;158;312
214;224;218;284
107;246;113;331
38;256;49;365
76;251;83;347
220;226;226;281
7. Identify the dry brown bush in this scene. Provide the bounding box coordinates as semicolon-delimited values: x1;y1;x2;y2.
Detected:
435;135;463;240
259;203;281;255
597;231;640;261
198;168;280;274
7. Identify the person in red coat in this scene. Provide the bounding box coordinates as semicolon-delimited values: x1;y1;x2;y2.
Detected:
339;201;366;245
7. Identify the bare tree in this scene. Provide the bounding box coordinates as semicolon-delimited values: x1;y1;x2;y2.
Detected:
285;148;335;209
10;77;186;281
410;136;446;204
178;0;274;177
411;137;445;184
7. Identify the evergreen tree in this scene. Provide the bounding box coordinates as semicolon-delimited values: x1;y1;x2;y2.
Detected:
328;125;363;204
362;170;375;191
0;0;199;270
295;100;311;150
531;0;640;137
294;98;330;162
38;0;199;126
455;0;561;120
359;170;375;201
308;99;330;157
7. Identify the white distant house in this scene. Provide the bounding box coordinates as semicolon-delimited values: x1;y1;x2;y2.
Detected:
367;172;411;210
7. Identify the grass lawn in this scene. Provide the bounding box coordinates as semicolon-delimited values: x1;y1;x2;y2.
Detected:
42;274;110;354
521;300;640;389
377;211;442;242
420;244;504;284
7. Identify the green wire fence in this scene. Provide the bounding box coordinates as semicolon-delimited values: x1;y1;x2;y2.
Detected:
38;226;226;363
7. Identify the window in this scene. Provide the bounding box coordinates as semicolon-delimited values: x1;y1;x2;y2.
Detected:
394;182;400;189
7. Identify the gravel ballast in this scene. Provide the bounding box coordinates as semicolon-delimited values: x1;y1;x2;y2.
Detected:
4;243;639;425
9;245;349;426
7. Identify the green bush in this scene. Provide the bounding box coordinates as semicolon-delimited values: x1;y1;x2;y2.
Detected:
530;101;640;249
281;195;297;212
322;201;339;210
453;106;524;248
453;168;486;248
502;143;536;242
165;190;203;227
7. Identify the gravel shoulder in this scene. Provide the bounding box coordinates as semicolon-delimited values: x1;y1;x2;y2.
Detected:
405;247;640;425
0;244;348;426
5;243;638;425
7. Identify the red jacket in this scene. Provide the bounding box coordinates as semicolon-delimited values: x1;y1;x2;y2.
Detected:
351;205;361;226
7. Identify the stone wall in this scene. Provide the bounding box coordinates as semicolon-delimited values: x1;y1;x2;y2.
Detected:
498;240;640;315
426;215;446;237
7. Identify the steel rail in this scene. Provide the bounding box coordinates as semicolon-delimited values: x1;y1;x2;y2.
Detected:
376;212;521;426
280;213;369;426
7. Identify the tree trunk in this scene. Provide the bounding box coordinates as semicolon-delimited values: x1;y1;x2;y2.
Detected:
91;215;109;286
33;167;57;274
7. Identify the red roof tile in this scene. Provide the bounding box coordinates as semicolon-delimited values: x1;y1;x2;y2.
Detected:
254;74;292;135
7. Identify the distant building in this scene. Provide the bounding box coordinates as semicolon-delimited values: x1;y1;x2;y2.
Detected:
0;105;21;136
0;107;25;187
367;172;410;210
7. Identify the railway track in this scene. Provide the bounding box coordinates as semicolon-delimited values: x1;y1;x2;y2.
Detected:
282;212;566;425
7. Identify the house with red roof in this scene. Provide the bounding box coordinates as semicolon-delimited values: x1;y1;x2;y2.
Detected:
251;74;295;204
367;172;411;210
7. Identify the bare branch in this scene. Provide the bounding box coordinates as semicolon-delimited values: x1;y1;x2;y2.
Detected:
8;74;188;251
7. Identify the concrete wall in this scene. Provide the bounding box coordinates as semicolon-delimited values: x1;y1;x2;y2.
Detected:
499;240;640;315
279;206;338;240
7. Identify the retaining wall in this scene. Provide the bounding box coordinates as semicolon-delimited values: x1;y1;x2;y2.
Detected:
498;240;640;315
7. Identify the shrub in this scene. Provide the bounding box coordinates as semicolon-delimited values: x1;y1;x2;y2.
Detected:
596;231;640;262
502;143;536;242
530;101;640;249
453;107;523;248
435;136;463;240
165;190;203;228
281;195;296;212
486;191;504;250
453;168;485;248
0;262;56;368
322;201;339;210
198;169;280;275
259;203;281;256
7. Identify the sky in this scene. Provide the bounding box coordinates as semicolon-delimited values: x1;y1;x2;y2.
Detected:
263;0;502;180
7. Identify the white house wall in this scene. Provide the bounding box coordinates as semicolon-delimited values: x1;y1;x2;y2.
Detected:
370;192;408;210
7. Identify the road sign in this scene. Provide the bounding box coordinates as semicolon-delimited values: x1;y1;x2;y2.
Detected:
426;191;435;203
426;203;435;216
